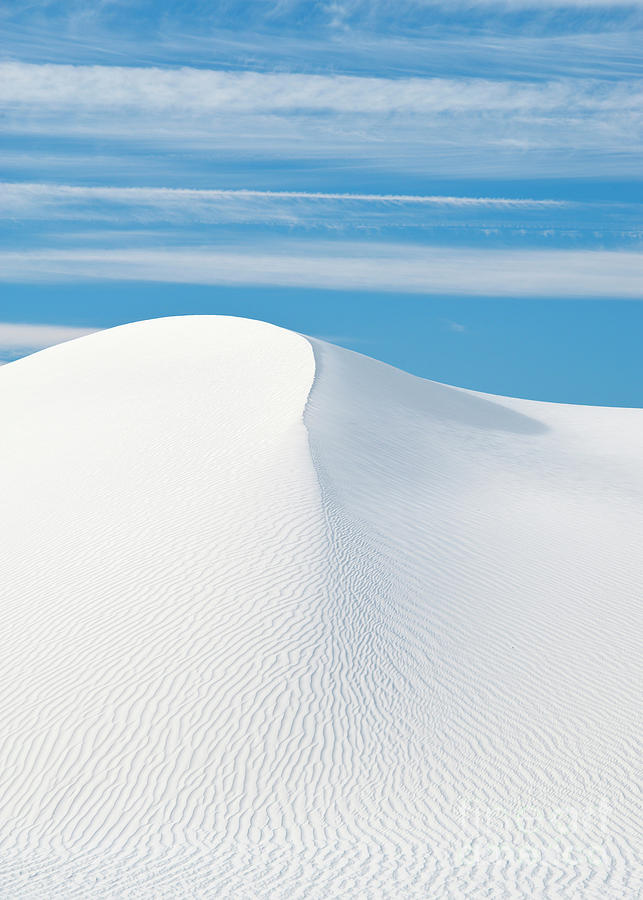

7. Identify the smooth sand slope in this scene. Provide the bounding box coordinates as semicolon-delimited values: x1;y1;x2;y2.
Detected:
0;316;641;898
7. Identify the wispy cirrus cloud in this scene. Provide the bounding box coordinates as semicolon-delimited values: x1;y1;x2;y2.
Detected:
0;321;96;364
0;183;566;210
0;182;566;231
2;62;641;178
2;62;641;114
324;0;643;10
1;244;642;298
444;319;467;332
4;0;643;39
2;17;641;85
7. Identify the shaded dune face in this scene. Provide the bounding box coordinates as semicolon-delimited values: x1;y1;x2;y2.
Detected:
0;316;641;898
306;339;643;896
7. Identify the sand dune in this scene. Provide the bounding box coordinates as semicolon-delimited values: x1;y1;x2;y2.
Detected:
0;316;640;897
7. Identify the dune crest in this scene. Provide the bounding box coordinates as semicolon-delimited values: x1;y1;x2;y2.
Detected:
0;316;640;897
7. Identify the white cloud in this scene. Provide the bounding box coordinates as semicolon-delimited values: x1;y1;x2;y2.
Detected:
1;62;640;115
0;245;641;297
0;322;96;348
0;182;565;224
0;322;97;364
0;183;564;208
1;62;639;178
332;0;643;9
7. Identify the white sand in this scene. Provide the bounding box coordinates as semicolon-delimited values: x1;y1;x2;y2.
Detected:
0;316;640;897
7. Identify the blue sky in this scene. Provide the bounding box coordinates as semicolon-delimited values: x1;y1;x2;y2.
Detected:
1;0;642;404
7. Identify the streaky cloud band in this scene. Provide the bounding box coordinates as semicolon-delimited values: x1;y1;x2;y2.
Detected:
1;245;641;298
0;183;566;214
0;322;96;364
2;62;641;114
